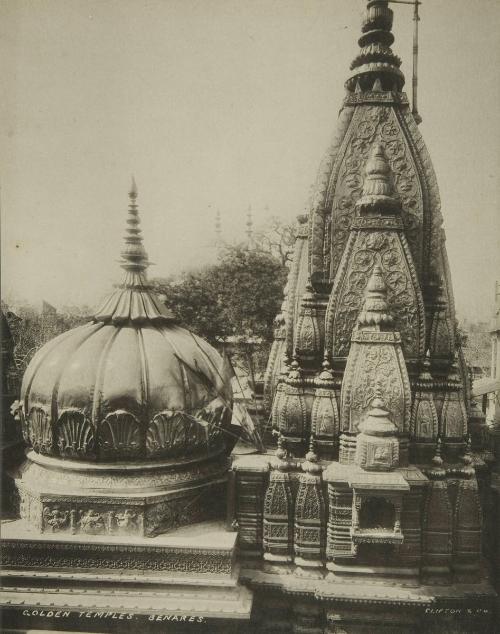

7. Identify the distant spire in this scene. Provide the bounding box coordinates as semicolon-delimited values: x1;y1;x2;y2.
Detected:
120;178;149;283
357;144;400;215
215;209;222;244
358;265;394;329
246;206;254;246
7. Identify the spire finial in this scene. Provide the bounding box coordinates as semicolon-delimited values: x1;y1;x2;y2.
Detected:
346;0;404;93
120;179;149;282
357;144;400;215
357;265;394;329
460;435;475;478
93;182;177;325
129;175;138;198
304;435;321;474
432;436;443;467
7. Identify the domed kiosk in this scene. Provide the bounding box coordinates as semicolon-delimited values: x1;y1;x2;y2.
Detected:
12;181;234;538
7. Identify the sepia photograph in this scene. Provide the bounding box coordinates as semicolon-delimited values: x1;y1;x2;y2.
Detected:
1;0;500;632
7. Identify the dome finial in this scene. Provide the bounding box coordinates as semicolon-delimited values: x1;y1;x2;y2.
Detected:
129;175;138;198
120;179;149;281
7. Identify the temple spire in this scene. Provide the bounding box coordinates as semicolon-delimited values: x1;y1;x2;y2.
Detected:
120;178;150;284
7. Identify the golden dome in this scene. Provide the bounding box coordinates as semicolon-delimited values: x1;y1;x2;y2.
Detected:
19;182;233;463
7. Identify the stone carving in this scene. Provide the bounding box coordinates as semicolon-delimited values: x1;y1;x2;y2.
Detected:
324;172;425;360
79;509;106;534
263;437;294;562
56;410;95;459
294;440;325;571
453;440;482;581
234;467;267;557
115;509;139;531
98;410;142;460
325;105;424;281
28;407;52;454
43;506;69;532
440;364;467;440
294;283;323;363
429;283;455;362
340;267;411;436
311;357;339;458
410;354;439;441
1;540;233;575
355;398;399;471
279;359;307;442
422;440;453;584
146;410;206;457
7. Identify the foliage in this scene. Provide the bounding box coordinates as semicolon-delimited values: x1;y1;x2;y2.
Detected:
152;244;287;376
253;216;295;266
6;306;91;381
153;244;287;345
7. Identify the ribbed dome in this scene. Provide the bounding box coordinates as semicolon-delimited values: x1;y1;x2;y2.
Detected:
19;183;233;463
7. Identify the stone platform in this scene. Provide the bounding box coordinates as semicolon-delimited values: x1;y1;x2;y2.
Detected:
9;450;228;537
0;519;253;633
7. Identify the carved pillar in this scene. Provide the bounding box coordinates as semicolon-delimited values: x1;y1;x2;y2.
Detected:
292;601;324;634
234;459;269;559
295;282;323;366
422;439;452;584
452;439;483;583
428;282;455;370
398;478;426;569
263;309;286;415
324;464;353;569
294;439;325;577
440;360;467;461
271;356;290;434
263;435;294;565
410;352;439;463
279;358;308;455
311;355;339;460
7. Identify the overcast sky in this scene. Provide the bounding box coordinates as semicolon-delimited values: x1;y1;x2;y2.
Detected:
2;0;499;321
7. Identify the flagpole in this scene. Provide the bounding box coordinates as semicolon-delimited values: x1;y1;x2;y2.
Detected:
387;0;422;124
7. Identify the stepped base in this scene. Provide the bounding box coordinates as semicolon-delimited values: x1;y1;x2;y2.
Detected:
0;518;253;633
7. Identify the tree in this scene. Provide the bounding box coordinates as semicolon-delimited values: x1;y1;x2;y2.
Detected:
152;244;288;376
253;216;295;266
8;306;90;380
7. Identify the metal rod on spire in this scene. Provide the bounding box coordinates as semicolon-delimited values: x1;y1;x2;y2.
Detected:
387;0;422;124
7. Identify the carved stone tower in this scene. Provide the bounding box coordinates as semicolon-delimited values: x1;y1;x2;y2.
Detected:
232;2;496;631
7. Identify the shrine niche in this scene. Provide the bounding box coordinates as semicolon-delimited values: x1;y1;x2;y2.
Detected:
358;497;395;531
